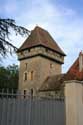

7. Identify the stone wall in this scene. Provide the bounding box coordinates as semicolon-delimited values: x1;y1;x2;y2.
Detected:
17;46;64;64
19;56;61;95
64;80;83;125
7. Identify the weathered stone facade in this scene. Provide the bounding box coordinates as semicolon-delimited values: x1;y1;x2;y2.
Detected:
18;46;64;64
18;47;63;95
17;26;65;95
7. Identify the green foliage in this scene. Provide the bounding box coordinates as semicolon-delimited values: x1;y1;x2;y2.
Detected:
0;64;18;90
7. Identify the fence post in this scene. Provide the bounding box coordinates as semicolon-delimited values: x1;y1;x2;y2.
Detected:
28;89;33;125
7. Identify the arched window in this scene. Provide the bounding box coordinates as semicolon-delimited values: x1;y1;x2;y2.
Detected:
24;72;27;81
25;63;27;69
31;71;34;80
24;71;34;81
29;71;34;80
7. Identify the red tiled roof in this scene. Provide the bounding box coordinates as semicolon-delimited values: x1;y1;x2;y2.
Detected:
17;26;65;56
67;57;83;81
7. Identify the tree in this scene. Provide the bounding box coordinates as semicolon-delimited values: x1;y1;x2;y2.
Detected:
0;64;19;90
0;18;30;57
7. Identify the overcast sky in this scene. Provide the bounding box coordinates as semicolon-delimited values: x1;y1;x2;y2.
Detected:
0;0;83;73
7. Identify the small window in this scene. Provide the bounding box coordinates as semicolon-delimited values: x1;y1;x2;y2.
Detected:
24;90;27;98
28;49;30;52
31;71;34;80
24;72;27;81
20;51;24;55
25;63;27;69
30;89;33;97
45;48;48;52
28;71;34;80
50;63;53;68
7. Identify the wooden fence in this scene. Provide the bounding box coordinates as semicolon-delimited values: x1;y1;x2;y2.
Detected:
0;90;65;125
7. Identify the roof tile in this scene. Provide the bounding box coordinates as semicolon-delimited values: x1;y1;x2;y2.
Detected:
18;26;65;56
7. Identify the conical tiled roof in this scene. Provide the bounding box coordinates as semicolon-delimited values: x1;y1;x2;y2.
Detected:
18;26;65;56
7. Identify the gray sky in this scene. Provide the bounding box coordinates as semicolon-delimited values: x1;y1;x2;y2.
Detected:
0;0;83;73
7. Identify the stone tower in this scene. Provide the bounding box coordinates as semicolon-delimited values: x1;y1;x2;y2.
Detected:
17;26;65;95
